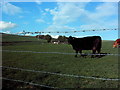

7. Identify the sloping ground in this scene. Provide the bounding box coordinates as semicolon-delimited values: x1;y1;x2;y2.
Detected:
1;33;47;46
2;34;119;89
2;33;38;42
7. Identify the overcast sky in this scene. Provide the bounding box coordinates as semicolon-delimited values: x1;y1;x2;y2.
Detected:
0;0;118;40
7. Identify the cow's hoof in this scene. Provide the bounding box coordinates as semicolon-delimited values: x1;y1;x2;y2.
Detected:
97;56;101;58
75;55;77;57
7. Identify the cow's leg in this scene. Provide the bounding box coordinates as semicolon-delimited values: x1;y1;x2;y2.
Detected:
75;50;78;57
97;49;101;53
91;50;96;58
97;49;101;58
79;50;82;57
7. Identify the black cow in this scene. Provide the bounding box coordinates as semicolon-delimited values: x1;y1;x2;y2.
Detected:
68;36;102;58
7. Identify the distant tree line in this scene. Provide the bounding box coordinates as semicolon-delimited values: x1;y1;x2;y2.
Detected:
36;35;68;44
57;35;68;43
36;34;52;43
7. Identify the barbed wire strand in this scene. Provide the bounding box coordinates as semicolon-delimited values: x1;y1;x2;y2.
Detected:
2;66;119;81
1;50;120;56
2;77;60;89
2;28;118;35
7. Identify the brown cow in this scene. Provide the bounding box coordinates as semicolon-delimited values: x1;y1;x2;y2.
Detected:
113;39;120;48
68;36;102;58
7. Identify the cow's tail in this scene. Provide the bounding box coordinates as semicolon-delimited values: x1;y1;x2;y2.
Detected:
97;36;102;53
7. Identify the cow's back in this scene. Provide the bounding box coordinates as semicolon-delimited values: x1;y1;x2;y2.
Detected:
116;39;120;43
74;36;101;50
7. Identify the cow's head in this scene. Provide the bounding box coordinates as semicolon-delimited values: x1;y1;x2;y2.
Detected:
113;41;118;48
68;36;75;44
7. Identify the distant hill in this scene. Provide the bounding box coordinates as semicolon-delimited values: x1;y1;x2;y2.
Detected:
2;33;43;42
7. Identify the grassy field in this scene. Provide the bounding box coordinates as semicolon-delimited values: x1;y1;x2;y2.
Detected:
2;34;119;89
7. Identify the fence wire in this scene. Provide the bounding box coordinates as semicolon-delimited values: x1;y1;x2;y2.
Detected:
17;28;118;35
1;50;120;56
2;66;119;81
2;77;59;89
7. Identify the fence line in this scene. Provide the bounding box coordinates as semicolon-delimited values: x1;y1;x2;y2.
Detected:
1;50;120;56
2;77;59;89
15;28;118;35
2;66;119;81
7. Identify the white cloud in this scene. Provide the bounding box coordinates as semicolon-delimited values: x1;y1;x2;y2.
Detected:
100;0;119;2
80;24;105;30
42;24;77;38
79;19;118;30
49;2;87;25
44;24;76;32
2;2;22;15
83;2;118;29
35;0;42;5
42;2;118;38
0;21;17;30
42;12;47;15
23;22;29;25
45;8;50;12
51;35;59;39
2;31;11;34
36;19;45;23
88;2;117;20
3;0;120;2
18;16;24;18
25;34;31;36
48;2;117;27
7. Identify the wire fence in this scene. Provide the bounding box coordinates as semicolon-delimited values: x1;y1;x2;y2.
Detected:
2;28;119;88
2;77;59;89
2;66;119;81
12;28;118;35
1;50;120;56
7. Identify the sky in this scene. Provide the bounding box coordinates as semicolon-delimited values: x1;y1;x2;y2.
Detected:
0;0;118;40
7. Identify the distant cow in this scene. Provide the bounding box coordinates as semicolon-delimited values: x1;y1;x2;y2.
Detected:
113;39;120;48
68;36;102;58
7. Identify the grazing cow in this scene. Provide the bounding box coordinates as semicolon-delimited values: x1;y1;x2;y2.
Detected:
113;39;120;48
68;36;102;58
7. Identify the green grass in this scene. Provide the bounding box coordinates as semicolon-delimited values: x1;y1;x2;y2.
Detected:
2;34;119;89
2;34;39;42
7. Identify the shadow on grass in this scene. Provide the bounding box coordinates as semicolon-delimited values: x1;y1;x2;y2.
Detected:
76;52;110;58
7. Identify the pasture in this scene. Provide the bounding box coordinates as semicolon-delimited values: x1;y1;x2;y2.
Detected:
2;34;119;89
